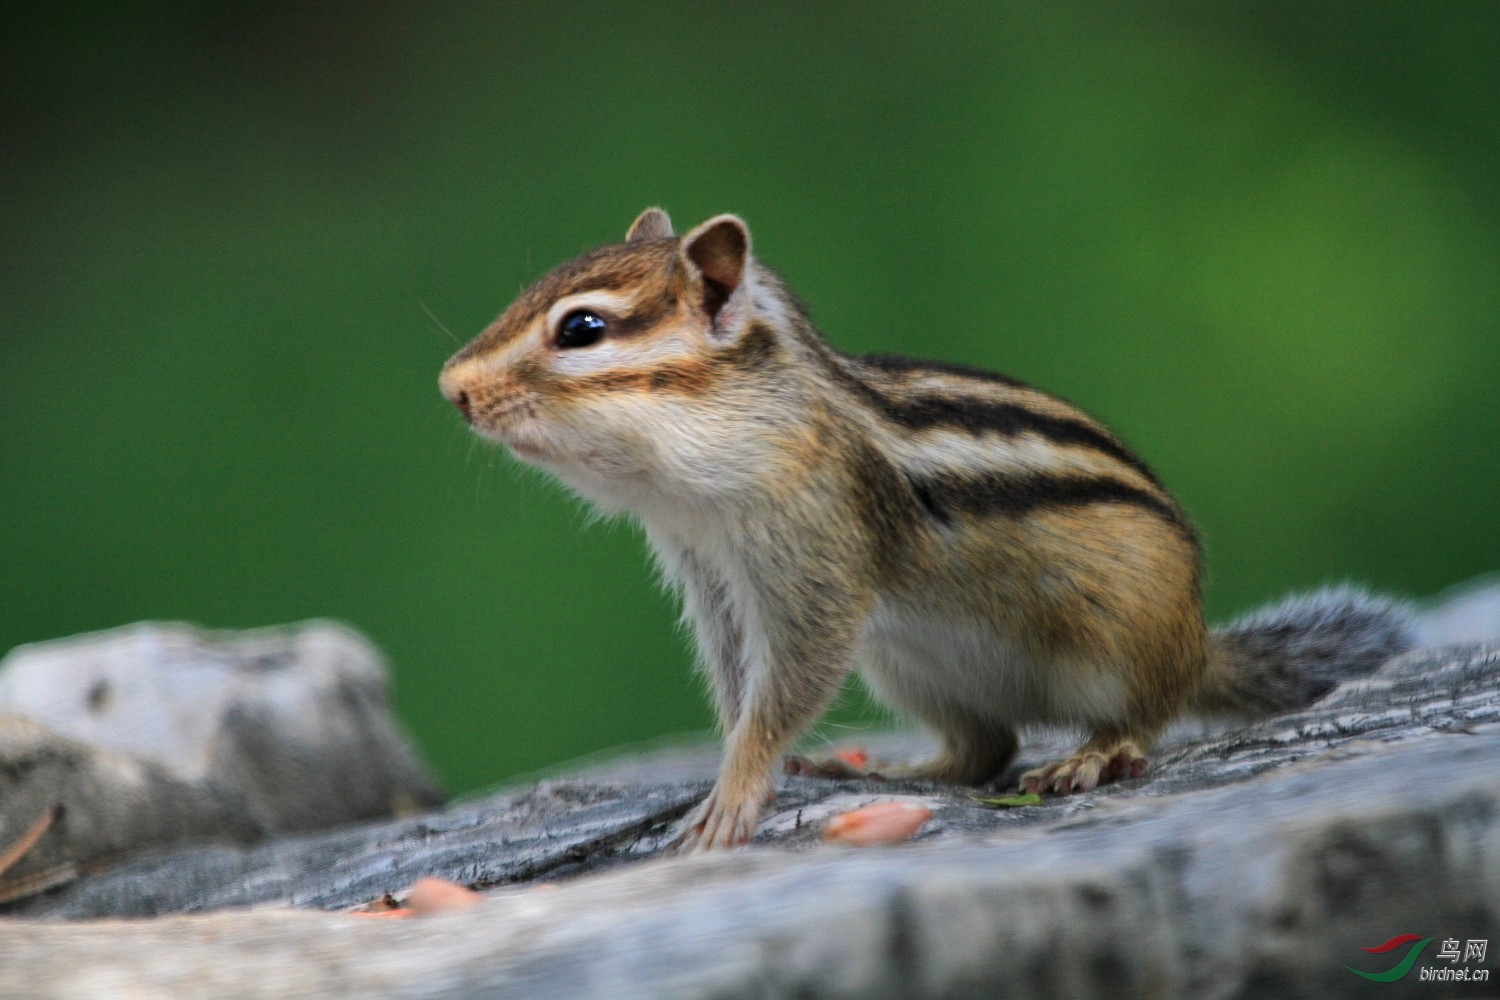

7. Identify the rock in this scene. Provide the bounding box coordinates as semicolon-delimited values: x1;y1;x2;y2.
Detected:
0;621;443;903
9;781;702;917
1;642;1496;999
1415;571;1500;646
0;716;260;905
2;585;1498;999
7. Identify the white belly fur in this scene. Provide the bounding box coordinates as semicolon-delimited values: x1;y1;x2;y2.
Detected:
856;598;1129;729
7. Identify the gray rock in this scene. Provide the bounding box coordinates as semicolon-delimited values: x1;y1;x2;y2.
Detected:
1;643;1496;999
0;715;260;904
0;620;443;903
11;780;702;917
1415;571;1500;646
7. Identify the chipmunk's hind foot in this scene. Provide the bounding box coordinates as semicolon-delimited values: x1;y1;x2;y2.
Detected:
1020;735;1148;795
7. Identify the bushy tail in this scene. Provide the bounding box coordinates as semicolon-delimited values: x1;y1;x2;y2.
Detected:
1195;586;1418;716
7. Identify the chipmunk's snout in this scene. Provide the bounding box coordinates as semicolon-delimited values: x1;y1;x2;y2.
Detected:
438;368;474;422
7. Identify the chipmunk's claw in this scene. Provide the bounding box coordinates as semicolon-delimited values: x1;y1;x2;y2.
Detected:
1020;740;1147;795
668;786;764;853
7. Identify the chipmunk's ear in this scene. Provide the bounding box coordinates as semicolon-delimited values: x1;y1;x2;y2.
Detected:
626;207;674;242
681;214;751;326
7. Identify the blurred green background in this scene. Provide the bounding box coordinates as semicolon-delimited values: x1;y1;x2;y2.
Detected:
3;2;1497;794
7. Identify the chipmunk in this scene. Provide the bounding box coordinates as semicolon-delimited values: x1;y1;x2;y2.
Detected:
439;208;1415;851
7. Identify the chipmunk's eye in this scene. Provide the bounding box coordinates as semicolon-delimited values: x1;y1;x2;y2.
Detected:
557;310;607;349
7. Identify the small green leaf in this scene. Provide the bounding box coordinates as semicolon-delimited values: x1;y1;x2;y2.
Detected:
968;792;1043;808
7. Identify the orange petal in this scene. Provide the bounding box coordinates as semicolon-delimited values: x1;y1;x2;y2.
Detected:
823;801;933;846
405;877;483;915
832;747;870;770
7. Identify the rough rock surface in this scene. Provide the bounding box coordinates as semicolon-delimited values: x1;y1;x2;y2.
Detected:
2;641;1497;999
0;621;443;902
1416;571;1500;647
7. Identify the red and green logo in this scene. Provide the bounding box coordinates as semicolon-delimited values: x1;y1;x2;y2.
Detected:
1347;934;1434;982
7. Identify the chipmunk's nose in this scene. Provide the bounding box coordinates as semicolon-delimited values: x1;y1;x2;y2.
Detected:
438;369;473;422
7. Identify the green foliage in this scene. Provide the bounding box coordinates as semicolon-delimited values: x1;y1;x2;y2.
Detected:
969;793;1045;809
3;2;1497;793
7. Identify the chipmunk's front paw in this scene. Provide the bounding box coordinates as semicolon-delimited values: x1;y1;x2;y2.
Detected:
668;785;767;853
1020;740;1147;795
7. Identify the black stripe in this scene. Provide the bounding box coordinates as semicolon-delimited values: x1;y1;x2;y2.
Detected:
905;474;952;526
911;470;1198;545
606;299;673;339
838;370;1163;489
728;322;781;370
856;353;1027;389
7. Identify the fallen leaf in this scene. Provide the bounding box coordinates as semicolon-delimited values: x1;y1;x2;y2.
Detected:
832;747;870;770
405;877;483;915
823;801;933;846
968;792;1043;808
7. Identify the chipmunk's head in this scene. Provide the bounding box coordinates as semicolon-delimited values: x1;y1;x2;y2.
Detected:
439;209;786;508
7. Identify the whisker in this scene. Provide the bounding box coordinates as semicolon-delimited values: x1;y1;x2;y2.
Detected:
419;299;462;345
474;443;486;508
441;419;465;464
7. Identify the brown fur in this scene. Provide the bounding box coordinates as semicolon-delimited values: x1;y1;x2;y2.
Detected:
445;240;682;365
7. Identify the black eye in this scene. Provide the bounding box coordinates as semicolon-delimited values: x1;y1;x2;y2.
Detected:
557;310;607;349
